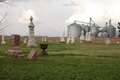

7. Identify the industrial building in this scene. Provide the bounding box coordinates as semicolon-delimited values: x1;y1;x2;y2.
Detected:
67;18;116;38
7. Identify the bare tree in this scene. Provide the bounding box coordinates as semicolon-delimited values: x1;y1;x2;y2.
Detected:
0;0;14;33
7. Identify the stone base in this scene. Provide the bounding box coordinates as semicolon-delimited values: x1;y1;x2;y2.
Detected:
1;42;6;45
39;51;48;56
23;43;27;45
7;50;22;56
17;54;25;58
27;44;37;47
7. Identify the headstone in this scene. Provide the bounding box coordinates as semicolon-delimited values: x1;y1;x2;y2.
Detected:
117;42;119;44
80;40;82;43
60;30;65;42
80;30;85;41
44;36;46;41
27;50;37;60
1;33;6;45
49;40;50;42
42;37;43;42
66;38;69;44
27;16;37;47
71;32;75;43
23;38;27;45
85;32;89;41
106;38;111;44
88;32;92;41
6;34;24;58
57;40;58;43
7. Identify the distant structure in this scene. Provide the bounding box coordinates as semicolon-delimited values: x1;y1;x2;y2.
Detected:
67;18;116;38
1;33;6;45
27;16;37;47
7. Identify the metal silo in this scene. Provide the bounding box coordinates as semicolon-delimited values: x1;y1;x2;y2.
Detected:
84;25;90;36
67;21;82;37
90;24;99;37
107;20;116;38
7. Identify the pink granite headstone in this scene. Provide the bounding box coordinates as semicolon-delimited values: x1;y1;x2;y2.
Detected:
6;34;24;58
27;50;37;60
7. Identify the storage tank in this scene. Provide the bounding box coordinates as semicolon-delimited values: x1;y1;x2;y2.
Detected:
101;28;107;33
90;24;99;37
107;20;116;38
84;25;90;36
67;21;82;37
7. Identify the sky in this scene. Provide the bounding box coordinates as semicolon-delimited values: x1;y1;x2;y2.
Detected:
0;0;120;37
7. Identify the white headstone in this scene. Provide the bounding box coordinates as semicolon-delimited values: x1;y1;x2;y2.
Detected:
44;36;46;41
23;38;27;44
80;30;85;41
57;40;58;43
66;38;69;44
106;38;111;44
1;33;6;45
80;40;82;43
85;32;89;41
71;32;75;43
42;37;43;42
117;42;119;44
88;32;92;41
27;16;37;47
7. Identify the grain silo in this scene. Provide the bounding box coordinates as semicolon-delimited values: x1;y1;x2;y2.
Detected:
107;20;116;38
67;20;82;37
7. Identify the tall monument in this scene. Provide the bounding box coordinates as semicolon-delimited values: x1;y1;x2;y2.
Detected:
27;16;37;47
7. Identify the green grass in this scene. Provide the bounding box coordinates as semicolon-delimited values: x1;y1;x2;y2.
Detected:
0;40;120;80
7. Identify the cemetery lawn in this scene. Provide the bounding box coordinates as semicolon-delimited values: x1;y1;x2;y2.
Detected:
0;40;120;80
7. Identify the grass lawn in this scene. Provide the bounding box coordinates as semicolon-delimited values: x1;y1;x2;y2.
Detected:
0;40;120;80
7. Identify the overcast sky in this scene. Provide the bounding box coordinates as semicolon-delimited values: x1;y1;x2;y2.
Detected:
0;0;120;37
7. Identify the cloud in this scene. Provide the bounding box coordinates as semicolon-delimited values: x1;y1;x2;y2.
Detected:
14;0;53;2
65;0;120;27
18;9;42;24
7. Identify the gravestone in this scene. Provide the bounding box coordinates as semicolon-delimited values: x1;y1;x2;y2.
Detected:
27;16;37;47
6;34;24;58
106;38;111;44
88;32;92;41
85;32;89;41
23;38;27;45
80;30;85;41
42;37;43;42
1;33;6;45
66;37;69;44
27;50;37;60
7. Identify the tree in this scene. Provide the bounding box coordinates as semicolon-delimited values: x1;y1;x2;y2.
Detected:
0;0;14;33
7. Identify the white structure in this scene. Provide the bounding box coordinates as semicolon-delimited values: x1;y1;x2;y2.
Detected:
88;32;92;41
60;30;65;42
27;16;37;47
23;38;27;44
44;36;46;41
57;40;58;43
71;32;75;43
106;38;111;44
42;37;43;42
1;33;6;45
85;32;89;41
80;30;85;41
66;38;69;44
